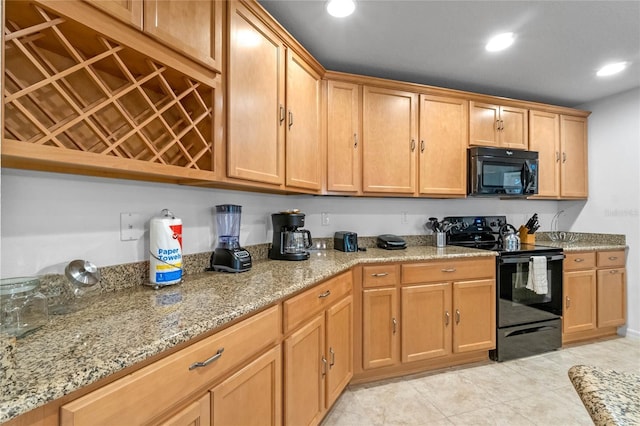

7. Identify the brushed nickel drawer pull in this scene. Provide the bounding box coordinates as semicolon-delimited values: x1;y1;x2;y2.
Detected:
574;258;584;262
608;256;618;261
189;348;224;370
441;268;457;273
371;273;389;277
609;270;619;274
319;290;331;298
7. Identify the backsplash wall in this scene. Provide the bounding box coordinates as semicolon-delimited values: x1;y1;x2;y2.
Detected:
0;168;562;278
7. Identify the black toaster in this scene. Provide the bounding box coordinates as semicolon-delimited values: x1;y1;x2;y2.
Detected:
334;231;358;252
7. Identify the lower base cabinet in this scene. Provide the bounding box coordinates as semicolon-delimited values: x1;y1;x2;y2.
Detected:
159;394;211;426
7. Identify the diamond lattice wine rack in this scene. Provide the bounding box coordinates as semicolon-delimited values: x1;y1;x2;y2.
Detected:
3;2;216;182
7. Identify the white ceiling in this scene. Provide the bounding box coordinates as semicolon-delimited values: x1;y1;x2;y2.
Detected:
257;0;640;108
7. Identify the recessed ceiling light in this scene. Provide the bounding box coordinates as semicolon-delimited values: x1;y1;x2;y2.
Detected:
596;62;627;77
486;32;515;52
326;0;355;18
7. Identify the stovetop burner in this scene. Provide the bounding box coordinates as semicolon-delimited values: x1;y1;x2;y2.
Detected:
443;215;561;256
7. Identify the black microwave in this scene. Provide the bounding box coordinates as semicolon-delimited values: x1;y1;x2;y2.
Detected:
468;147;538;197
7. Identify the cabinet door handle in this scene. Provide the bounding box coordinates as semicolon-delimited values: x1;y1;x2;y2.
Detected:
609;270;619;274
392;317;397;335
566;296;571;308
318;290;331;298
500;120;504;131
371;273;389;277
354;133;358;148
189;348;224;370
562;152;567;163
420;140;425;153
608;256;618;261
288;110;293;129
411;139;416;152
455;309;460;324
321;356;327;377
441;268;457;273
445;311;450;326
279;105;285;124
495;120;500;132
329;347;335;368
556;151;560;162
574;258;584;263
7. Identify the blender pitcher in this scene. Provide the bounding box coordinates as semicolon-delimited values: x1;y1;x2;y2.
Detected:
216;204;242;249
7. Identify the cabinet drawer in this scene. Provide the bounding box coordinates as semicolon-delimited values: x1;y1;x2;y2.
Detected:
60;305;280;426
597;250;625;268
283;271;351;333
362;264;400;288
564;252;596;271
401;257;495;284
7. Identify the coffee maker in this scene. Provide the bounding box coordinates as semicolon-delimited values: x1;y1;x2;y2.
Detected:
269;211;313;261
210;204;252;272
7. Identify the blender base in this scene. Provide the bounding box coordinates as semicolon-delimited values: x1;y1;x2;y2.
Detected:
209;248;252;273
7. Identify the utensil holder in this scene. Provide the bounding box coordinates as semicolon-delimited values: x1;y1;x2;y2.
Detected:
519;226;535;244
436;232;446;248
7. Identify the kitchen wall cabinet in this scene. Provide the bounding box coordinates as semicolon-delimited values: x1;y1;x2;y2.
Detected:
285;50;323;191
326;80;361;193
418;94;468;197
227;1;323;192
227;1;286;186
85;0;222;71
362;86;418;194
563;250;626;344
59;306;280;426
283;271;353;426
469;101;528;149
357;258;495;383
560;115;589;198
3;0;221;186
529;111;589;199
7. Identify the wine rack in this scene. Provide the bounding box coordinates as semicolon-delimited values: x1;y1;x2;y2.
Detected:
3;2;215;179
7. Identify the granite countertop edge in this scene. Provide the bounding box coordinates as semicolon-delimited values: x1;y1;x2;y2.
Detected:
568;365;640;425
1;245;494;423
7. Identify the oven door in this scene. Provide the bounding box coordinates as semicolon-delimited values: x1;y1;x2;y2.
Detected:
497;253;564;328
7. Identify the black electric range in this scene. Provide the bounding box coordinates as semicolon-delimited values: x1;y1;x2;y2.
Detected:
443;215;564;362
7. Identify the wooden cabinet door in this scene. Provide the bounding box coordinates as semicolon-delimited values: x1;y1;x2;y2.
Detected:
560;115;588;198
211;346;282;426
401;283;452;362
144;0;221;69
285;50;322;191
499;105;528;149
327;80;361;193
597;268;626;328
159;394;210;426
469;101;500;147
362;86;418;194
452;279;495;353
362;287;399;369
85;0;143;28
284;313;325;426
418;95;468;196
563;270;597;333
529;110;560;198
228;2;285;185
325;296;353;409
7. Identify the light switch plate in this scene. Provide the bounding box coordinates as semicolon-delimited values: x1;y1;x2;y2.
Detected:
120;212;144;241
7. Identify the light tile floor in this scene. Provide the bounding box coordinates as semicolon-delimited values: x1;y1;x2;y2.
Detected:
322;336;640;425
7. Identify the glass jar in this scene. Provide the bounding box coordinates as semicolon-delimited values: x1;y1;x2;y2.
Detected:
0;277;49;338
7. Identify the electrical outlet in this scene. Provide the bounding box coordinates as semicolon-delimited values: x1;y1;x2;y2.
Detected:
120;212;144;241
321;212;330;226
401;211;408;224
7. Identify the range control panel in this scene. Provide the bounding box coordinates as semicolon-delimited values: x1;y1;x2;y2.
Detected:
443;215;507;235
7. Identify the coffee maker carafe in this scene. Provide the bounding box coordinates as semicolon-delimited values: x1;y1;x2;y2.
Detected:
269;211;313;261
210;205;252;272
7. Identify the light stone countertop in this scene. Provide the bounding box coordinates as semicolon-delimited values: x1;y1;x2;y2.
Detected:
568;365;640;425
1;245;494;423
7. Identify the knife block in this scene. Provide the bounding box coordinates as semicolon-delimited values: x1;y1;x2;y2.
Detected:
519;226;536;244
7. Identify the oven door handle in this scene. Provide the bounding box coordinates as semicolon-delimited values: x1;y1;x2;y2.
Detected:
499;254;565;264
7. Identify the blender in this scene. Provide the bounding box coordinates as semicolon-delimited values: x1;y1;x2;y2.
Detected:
210;205;252;272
